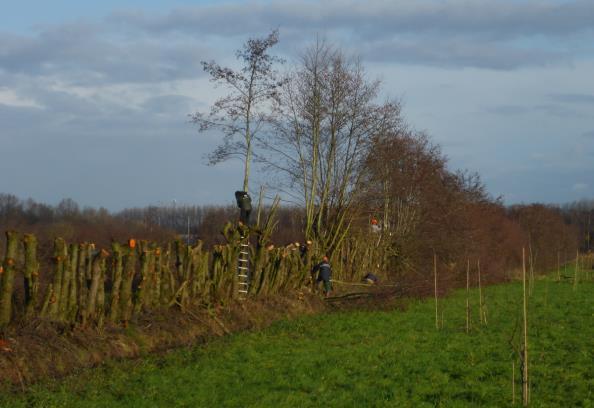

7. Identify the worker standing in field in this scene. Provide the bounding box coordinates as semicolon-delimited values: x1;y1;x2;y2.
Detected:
312;256;332;297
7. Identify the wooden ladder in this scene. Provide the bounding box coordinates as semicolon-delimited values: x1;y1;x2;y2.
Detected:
237;235;250;298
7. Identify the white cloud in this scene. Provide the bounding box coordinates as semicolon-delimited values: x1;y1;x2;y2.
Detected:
0;88;43;108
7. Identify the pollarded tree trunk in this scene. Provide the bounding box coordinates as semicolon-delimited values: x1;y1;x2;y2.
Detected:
219;245;236;301
48;238;67;320
183;246;194;306
174;240;185;282
96;250;107;329
152;247;162;307
199;251;210;298
0;231;19;326
23;233;40;319
190;243;207;299
40;284;54;318
120;241;137;324
76;243;88;317
134;249;152;315
211;248;224;301
160;244;173;306
109;242;124;323
85;244;94;290
85;250;108;325
66;243;79;322
173;241;191;307
59;243;77;321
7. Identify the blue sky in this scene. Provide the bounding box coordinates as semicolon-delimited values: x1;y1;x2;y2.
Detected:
1;1;216;31
1;0;593;209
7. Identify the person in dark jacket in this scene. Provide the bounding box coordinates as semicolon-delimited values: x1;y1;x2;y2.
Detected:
312;256;332;297
363;273;379;284
235;191;252;225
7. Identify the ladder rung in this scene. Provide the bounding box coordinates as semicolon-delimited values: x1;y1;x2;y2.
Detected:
238;290;248;293
240;244;249;247
238;274;248;278
238;259;248;262
238;266;248;270
239;282;248;286
240;251;249;255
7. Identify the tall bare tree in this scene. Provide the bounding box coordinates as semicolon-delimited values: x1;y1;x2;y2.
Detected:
261;40;401;252
190;30;283;193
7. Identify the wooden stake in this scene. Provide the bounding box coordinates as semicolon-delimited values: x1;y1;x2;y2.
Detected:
564;250;567;278
544;275;550;309
522;248;529;406
512;360;516;405
478;258;486;325
574;250;579;290
466;258;471;334
528;242;534;296
557;250;561;282
434;251;439;330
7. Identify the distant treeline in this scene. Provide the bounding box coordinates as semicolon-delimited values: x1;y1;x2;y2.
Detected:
0;194;174;255
2;193;590;248
117;203;305;246
0;194;304;250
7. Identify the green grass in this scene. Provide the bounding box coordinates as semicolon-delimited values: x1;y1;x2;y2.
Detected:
2;273;592;407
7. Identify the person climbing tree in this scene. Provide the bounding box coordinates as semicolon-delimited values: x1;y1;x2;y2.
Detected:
235;191;252;225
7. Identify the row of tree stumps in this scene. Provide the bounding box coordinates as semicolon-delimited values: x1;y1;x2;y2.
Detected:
0;232;184;328
0;228;339;329
0;231;215;327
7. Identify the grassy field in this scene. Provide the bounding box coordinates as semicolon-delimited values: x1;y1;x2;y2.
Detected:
2;270;592;407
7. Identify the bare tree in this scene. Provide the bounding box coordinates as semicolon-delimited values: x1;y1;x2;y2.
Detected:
190;30;283;193
261;40;401;252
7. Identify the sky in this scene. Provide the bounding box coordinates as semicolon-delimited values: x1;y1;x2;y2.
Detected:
0;0;593;210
